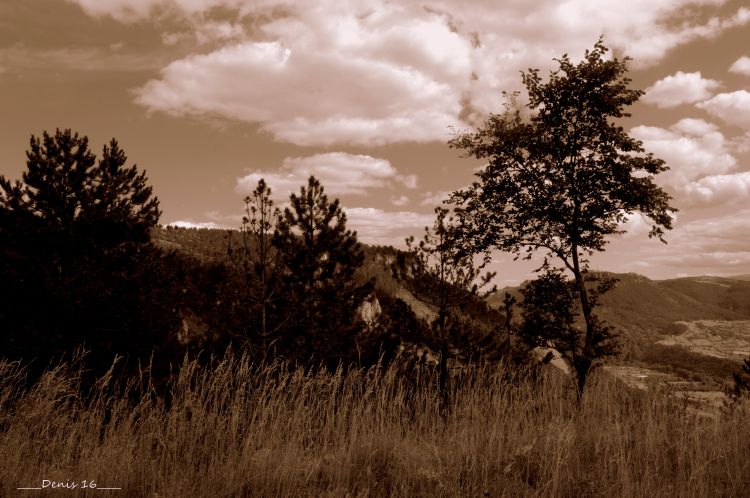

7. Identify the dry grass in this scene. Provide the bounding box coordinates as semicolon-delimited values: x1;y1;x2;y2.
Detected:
1;354;749;498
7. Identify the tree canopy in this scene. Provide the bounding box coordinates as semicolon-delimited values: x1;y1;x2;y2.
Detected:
449;39;676;392
0;129;172;377
1;129;160;246
274;176;373;364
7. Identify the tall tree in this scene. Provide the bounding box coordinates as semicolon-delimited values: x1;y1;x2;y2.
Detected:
273;176;373;365
404;206;495;409
227;179;284;358
449;39;676;392
0;129;171;375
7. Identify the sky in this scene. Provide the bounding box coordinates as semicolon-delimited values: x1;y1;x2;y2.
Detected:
1;0;749;285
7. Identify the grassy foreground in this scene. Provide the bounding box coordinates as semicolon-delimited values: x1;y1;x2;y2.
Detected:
1;354;749;497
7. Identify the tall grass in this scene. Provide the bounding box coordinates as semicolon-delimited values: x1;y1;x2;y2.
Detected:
1;354;749;497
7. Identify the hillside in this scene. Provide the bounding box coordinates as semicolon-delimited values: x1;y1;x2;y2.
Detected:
153;226;750;387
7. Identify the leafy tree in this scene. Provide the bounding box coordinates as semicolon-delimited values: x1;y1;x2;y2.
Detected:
449;39;675;393
273;176;373;365
404;206;495;409
519;269;618;388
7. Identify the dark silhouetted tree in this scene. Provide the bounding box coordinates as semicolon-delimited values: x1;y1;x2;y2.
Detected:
227;179;285;358
404;206;495;410
0;129;173;376
273;176;373;365
519;269;618;388
2;129;160;246
449;39;675;393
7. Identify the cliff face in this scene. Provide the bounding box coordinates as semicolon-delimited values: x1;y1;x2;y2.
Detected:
356;294;382;329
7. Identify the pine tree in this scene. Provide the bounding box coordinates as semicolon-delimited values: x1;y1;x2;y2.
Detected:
0;129;171;376
2;129;160;247
404;206;495;410
273;176;373;365
227;178;284;358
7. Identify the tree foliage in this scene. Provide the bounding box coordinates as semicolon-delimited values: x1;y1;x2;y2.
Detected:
1;129;160;246
0;129;172;376
274;176;373;364
226;179;284;357
519;269;619;389
403;206;496;407
449;39;675;392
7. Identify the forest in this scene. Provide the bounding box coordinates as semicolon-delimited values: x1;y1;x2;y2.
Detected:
1;41;749;497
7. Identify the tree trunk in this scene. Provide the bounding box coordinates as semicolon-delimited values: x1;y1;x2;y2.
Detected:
571;244;594;396
438;341;449;415
436;306;450;416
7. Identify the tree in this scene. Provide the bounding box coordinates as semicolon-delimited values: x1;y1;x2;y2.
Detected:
227;179;285;358
449;39;676;393
519;269;618;386
404;206;495;409
273;176;373;365
0;129;171;375
1;129;160;246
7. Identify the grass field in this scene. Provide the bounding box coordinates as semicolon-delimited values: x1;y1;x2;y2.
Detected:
1;354;749;497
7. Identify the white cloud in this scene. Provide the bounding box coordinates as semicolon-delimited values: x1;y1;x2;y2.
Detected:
68;0;750;146
345;207;434;246
641;211;750;272
630;118;737;189
729;56;750;76
235;152;414;199
168;220;227;229
683;171;750;205
696;90;750;130
391;195;410;206
642;71;720;108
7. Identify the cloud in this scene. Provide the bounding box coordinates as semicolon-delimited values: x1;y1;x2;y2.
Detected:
344;207;434;246
634;211;750;274
696;90;750;130
683;171;750;205
729;55;750;76
642;71;720;108
630;119;737;190
68;0;750;146
391;195;410;206
235;152;414;199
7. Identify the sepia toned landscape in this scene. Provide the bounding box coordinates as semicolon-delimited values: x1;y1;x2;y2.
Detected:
2;0;750;497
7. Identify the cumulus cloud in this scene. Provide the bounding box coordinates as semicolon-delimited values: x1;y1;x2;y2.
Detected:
642;71;720;108
729;56;750;76
630;118;737;189
235;152;415;199
696;90;750;130
344;207;433;246
683;171;750;205
67;0;750;146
